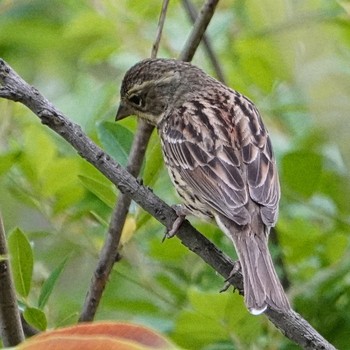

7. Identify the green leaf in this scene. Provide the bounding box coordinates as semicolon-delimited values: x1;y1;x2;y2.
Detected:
41;158;80;197
278;218;322;277
281;151;323;198
235;37;288;92
23;306;47;331
0;151;20;176
21;124;57;183
38;257;68;309
324;233;347;264
172;289;261;349
97;121;133;167
143;133;164;186
8;228;33;298
78;174;116;208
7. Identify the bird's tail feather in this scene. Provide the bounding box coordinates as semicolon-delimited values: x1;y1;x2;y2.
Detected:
234;229;290;314
216;215;290;315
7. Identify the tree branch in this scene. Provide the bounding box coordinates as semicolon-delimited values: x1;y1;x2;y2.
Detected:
181;0;226;83
79;119;155;322
0;58;336;350
179;0;219;62
79;0;171;322
0;213;24;346
151;0;171;59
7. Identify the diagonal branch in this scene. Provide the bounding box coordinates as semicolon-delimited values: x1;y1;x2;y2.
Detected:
179;0;219;62
79;0;171;322
0;58;336;350
181;0;226;83
78;120;154;322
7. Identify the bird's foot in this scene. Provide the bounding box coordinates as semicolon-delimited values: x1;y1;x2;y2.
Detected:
162;205;188;242
220;261;241;293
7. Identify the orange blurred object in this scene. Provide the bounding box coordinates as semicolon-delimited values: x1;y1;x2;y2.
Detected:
17;321;178;350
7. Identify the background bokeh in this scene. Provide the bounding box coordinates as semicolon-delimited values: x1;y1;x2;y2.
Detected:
1;0;349;349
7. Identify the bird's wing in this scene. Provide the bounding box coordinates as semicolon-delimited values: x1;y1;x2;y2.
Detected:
234;97;280;226
160;96;280;226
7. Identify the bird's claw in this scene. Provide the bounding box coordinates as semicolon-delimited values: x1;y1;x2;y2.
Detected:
220;261;241;293
162;205;188;241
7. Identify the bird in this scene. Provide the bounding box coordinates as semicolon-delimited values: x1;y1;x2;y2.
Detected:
115;58;290;315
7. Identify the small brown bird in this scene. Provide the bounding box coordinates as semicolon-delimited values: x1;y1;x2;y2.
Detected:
116;58;290;314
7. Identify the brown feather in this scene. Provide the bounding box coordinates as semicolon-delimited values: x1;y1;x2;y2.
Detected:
159;92;280;227
117;58;290;314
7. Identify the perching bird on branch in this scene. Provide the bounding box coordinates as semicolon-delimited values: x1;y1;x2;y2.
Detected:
116;58;290;315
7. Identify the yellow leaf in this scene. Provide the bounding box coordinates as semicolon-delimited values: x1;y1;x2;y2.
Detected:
120;217;137;245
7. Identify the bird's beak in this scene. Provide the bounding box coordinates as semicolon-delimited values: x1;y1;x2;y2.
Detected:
115;102;133;121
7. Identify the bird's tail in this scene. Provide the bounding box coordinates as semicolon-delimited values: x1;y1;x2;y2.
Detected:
216;215;290;315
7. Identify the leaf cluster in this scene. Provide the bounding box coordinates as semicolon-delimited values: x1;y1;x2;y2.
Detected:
1;0;350;349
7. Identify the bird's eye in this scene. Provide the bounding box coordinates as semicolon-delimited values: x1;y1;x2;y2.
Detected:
128;94;143;107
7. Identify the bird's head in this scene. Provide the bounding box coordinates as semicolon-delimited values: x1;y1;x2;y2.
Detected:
116;58;205;125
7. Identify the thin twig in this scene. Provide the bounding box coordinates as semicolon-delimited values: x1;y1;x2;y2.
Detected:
181;0;226;83
78;121;154;322
179;0;220;62
0;213;24;346
151;0;170;59
79;0;170;322
0;59;336;350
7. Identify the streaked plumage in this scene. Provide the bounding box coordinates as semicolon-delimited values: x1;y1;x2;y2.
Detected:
116;58;290;314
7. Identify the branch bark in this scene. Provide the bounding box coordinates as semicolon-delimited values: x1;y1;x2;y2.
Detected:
181;0;226;83
179;0;219;62
79;2;164;313
78;121;154;322
0;58;336;350
0;214;24;346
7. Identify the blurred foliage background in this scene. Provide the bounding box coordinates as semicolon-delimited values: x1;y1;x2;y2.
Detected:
1;0;350;349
